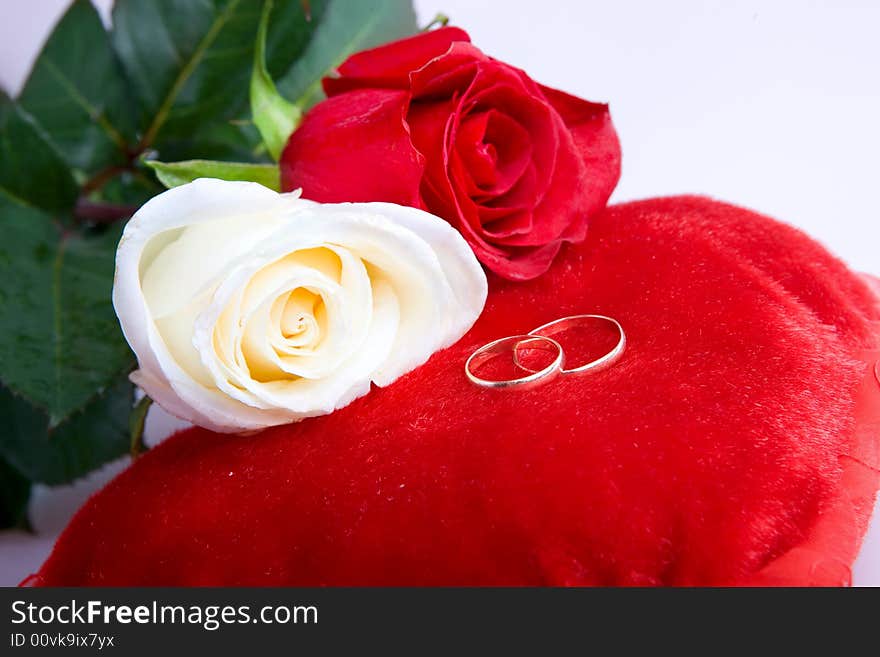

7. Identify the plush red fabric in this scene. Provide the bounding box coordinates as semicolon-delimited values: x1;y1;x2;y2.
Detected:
281;27;621;281
32;196;880;586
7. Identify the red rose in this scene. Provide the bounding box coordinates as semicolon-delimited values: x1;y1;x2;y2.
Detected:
280;27;621;280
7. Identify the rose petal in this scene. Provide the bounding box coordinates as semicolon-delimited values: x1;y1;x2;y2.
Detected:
356;201;488;346
323;27;471;96
464;73;558;204
460;110;532;200
539;83;622;221
409;41;486;99
280;89;424;207
478;240;564;282
456;111;497;190
487;112;589;248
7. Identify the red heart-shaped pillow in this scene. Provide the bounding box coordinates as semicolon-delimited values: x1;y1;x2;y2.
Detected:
31;196;880;586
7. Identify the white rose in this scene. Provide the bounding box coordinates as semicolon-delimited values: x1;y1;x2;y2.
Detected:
113;178;487;433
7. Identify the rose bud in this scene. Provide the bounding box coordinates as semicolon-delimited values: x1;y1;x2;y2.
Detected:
280;27;621;281
112;178;487;433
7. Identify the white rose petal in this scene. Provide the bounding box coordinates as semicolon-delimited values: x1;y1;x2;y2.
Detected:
113;178;487;433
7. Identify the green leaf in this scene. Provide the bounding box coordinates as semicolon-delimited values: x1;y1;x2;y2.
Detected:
276;0;419;110
94;168;164;208
0;455;31;529
108;0;416;161
251;0;302;160
0;95;78;213
0;378;133;485
150;120;266;164
17;0;136;175
263;1;331;79
145;159;280;190
0;190;134;427
110;0;324;153
111;0;245;147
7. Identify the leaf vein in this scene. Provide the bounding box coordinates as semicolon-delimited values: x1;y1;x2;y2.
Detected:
43;58;128;151
139;0;243;148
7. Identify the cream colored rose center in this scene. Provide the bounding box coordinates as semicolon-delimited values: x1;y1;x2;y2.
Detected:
208;246;361;386
236;288;328;383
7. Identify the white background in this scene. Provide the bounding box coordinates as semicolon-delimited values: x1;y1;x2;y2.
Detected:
1;0;878;585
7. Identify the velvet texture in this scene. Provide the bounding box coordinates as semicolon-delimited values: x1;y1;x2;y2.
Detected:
280;27;621;281
32;197;880;586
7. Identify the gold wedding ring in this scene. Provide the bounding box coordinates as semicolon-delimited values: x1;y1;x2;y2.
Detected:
526;314;626;374
465;315;626;389
465;335;564;390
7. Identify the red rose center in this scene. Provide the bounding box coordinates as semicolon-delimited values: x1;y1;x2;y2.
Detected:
456;109;532;201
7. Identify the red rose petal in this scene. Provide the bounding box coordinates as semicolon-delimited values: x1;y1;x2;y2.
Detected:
479;239;564;281
466;75;558;205
481;111;533;195
478;163;537;221
457;110;533;201
324;27;471;96
408;41;488;100
539;84;622;214
482;86;622;250
489;114;590;248
406;96;457;197
280;89;424;206
456;112;497;190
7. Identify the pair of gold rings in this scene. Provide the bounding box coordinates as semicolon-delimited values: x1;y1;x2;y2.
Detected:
465;315;626;390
